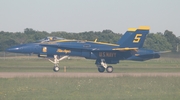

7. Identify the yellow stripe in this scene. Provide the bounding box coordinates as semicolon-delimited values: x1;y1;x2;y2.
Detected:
46;39;119;46
46;40;77;44
56;39;119;46
127;28;137;32
138;26;150;30
113;48;138;51
90;41;119;46
55;40;77;42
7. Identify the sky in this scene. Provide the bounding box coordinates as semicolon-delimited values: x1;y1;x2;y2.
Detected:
0;0;180;36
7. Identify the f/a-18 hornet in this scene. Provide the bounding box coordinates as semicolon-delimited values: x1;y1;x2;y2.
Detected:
7;26;161;73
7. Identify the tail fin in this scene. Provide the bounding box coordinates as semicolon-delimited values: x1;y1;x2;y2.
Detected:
117;28;136;45
119;26;150;48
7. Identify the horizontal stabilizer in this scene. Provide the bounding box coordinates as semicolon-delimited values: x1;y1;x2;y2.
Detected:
154;50;171;54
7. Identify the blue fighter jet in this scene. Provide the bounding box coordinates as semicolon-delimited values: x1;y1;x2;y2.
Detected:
6;26;160;73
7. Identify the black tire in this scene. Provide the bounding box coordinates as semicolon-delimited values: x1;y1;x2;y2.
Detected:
106;66;113;73
53;66;60;72
98;66;105;73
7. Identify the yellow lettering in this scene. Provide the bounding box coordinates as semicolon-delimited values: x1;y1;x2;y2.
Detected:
133;34;142;43
57;49;71;54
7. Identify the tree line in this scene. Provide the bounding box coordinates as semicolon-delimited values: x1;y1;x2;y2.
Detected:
0;28;180;52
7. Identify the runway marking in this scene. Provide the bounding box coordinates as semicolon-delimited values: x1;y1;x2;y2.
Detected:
0;72;180;78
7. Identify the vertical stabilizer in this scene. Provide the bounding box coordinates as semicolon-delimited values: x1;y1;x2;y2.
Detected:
119;26;150;48
117;28;136;45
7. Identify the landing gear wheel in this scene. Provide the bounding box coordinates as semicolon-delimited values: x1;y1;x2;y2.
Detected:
98;66;105;73
53;66;60;72
106;66;113;73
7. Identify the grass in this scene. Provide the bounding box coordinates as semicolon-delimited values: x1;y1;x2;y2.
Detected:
0;77;180;100
0;56;180;72
0;56;180;100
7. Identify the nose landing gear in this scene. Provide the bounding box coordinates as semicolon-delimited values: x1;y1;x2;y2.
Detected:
49;55;68;72
53;66;60;72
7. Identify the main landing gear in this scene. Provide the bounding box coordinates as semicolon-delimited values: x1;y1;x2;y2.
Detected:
49;56;113;73
96;59;113;73
49;55;68;72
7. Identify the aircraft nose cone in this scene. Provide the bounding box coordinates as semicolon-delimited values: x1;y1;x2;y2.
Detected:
6;43;37;54
6;47;20;53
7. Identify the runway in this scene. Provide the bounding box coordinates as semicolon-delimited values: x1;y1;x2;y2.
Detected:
0;72;180;78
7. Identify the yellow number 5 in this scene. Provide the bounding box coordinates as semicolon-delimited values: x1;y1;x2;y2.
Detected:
133;34;142;43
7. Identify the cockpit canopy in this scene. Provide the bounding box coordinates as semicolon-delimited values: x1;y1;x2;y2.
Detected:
36;37;65;43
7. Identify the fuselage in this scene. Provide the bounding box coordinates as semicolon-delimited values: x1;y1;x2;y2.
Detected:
6;40;160;64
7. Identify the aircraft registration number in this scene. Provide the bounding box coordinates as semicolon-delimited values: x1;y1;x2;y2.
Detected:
99;52;117;57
